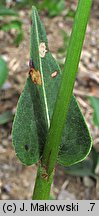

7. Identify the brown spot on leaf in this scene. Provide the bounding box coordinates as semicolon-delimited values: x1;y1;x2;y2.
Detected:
51;71;58;78
29;68;42;85
29;59;35;68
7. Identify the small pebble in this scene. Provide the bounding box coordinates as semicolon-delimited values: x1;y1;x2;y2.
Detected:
1;54;9;62
58;190;76;200
95;164;99;175
83;177;95;188
23;179;30;187
1;194;9;200
1;82;12;90
1;184;11;194
0;146;6;153
2;140;8;147
91;36;96;46
2;164;10;170
85;188;92;200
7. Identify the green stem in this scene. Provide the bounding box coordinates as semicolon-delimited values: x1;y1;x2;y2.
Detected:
32;0;92;199
32;165;54;200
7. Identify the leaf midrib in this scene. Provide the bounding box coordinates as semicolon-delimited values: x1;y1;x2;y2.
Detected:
34;9;50;128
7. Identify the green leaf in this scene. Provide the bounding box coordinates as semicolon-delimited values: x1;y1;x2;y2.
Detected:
0;57;8;87
40;0;65;17
0;20;23;47
58;30;70;55
89;96;99;127
65;147;98;178
0;7;18;16
64;159;95;177
14;31;24;47
58;96;92;166
0;20;22;31
15;0;37;9
66;9;75;18
12;6;92;166
0;1;6;7
0;111;13;125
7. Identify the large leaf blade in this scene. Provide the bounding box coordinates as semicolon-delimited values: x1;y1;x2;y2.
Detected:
12;6;92;166
58;96;92;166
12;77;47;165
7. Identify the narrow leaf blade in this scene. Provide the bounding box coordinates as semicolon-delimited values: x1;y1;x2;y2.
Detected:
89;96;99;127
0;7;18;16
0;57;8;87
0;111;13;125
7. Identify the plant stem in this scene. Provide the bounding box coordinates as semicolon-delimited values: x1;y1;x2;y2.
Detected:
32;0;92;200
32;165;54;200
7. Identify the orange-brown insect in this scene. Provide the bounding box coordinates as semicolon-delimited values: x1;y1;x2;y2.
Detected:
41;166;48;180
29;68;42;85
41;173;48;180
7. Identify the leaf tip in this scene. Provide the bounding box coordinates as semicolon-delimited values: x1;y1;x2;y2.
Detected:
32;5;37;14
